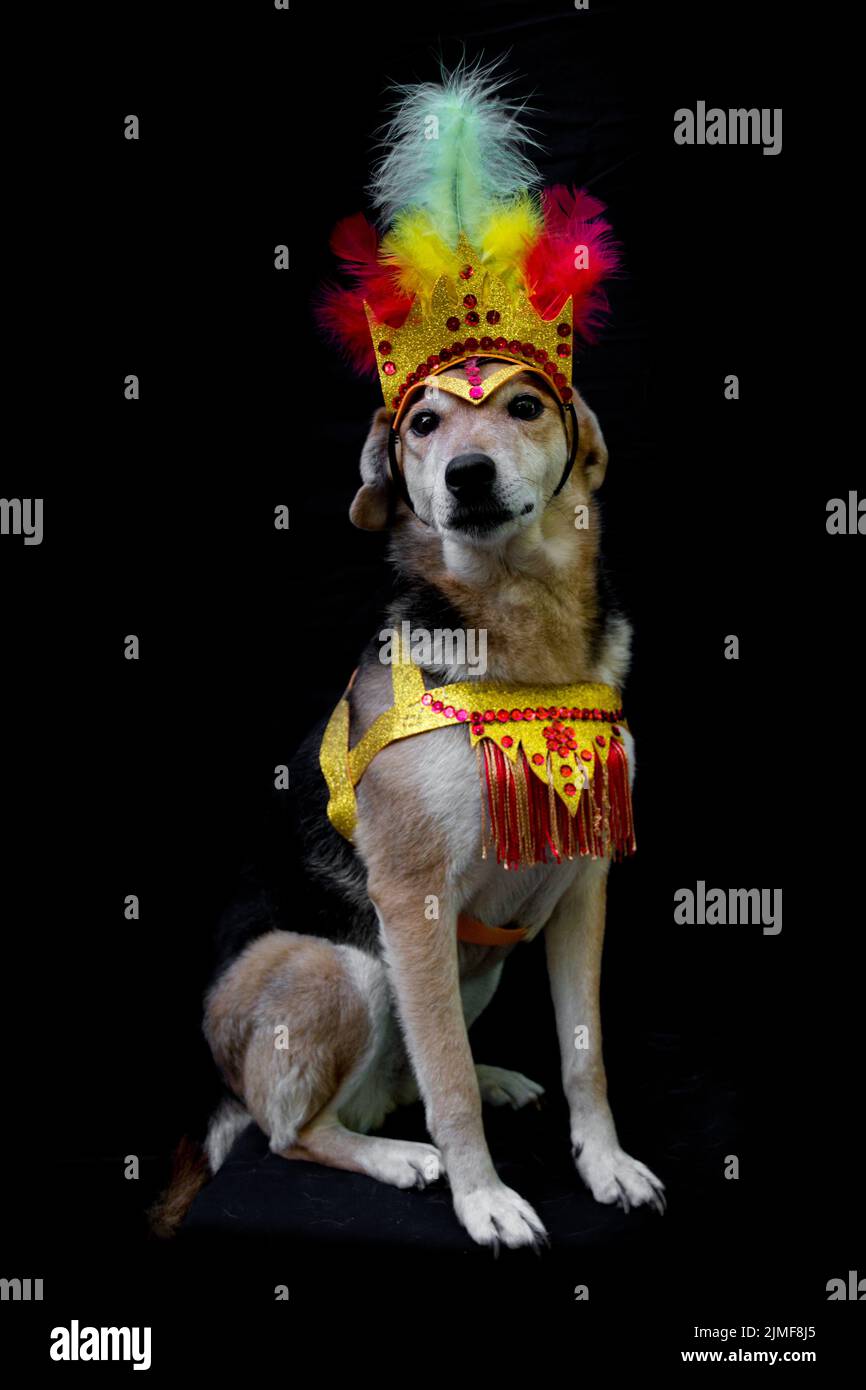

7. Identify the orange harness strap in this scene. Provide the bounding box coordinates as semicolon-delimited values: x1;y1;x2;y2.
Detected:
456;914;529;947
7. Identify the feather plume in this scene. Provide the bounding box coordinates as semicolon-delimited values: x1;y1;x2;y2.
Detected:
368;55;542;247
328;212;382;286
314;282;381;377
478;191;543;288
380;208;461;301
522;184;622;336
314;213;414;374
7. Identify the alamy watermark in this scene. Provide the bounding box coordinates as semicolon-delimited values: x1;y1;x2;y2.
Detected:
674;881;782;935
50;1321;152;1371
0;498;43;545
1;1276;43;1300
379;620;487;675
674;103;782;156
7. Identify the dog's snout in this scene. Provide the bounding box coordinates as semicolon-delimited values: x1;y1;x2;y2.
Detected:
445;453;496;502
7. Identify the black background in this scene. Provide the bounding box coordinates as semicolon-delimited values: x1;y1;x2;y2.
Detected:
2;0;862;1372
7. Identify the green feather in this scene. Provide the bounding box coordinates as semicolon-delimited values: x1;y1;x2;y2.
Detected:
368;55;542;248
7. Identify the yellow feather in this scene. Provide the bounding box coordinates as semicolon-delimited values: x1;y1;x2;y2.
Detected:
381;210;461;301
478;194;542;287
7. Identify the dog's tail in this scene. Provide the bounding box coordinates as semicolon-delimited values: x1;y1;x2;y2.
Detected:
148;1097;251;1239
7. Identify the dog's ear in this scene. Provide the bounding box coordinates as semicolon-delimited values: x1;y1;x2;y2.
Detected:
572;394;609;493
350;407;393;530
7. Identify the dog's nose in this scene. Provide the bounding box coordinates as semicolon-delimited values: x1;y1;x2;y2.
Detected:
445;453;496;501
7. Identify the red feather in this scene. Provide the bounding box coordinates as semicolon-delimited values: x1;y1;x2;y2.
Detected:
541;185;608;232
315;212;414;375
523;185;621;338
314;283;380;377
329;213;382;286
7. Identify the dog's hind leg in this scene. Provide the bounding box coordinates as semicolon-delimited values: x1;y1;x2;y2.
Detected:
460;965;546;1110
205;930;442;1191
279;1110;442;1189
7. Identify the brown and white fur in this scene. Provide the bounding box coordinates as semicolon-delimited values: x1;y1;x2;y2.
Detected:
198;363;665;1250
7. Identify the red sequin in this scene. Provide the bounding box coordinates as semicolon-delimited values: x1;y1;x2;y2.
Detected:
556;343;571;357
378;340;392;354
459;265;474;279
532;753;545;765
501;735;513;748
486;309;501;324
383;362;396;375
557;323;572;337
463;293;477;308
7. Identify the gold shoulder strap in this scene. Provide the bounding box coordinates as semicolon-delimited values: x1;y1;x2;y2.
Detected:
390;632;426;704
320;634;425;841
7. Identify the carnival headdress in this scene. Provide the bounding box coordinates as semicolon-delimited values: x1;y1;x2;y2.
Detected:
315;59;621;428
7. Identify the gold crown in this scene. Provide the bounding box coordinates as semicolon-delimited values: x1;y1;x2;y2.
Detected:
365;236;575;424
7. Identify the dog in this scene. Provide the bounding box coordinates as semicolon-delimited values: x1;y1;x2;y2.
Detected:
159;359;666;1253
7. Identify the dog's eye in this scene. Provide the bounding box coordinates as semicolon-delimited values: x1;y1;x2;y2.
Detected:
508;394;544;421
409;411;440;437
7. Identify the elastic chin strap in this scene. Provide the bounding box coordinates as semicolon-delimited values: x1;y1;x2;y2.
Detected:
387;399;579;524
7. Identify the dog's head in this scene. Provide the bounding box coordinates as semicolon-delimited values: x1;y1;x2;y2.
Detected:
350;361;607;550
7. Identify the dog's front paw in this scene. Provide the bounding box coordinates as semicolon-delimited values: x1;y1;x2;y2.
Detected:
453;1182;548;1251
475;1064;545;1109
574;1143;666;1215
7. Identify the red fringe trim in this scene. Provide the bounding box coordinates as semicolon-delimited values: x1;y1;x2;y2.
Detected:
480;737;636;870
